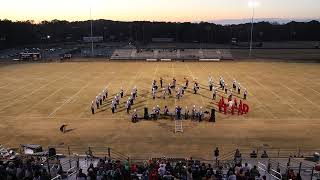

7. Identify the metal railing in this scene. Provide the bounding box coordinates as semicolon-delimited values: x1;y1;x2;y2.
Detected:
258;161;282;180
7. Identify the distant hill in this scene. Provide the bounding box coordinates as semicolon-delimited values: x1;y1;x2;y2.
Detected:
208;18;320;25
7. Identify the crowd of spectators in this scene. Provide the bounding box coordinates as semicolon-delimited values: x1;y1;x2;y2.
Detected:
0;156;62;180
75;157;269;180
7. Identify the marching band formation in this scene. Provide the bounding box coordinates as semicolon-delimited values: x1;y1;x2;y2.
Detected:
90;75;249;122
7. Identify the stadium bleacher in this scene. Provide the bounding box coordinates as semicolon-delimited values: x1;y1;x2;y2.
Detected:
110;49;134;60
110;48;234;61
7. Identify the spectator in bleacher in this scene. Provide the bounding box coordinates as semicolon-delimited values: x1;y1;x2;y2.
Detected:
206;164;214;179
50;164;59;178
234;163;241;175
158;164;166;177
288;169;297;180
88;168;96;180
236;168;246;180
215;166;223;179
76;169;87;180
250;165;260;179
227;171;237;180
242;162;250;173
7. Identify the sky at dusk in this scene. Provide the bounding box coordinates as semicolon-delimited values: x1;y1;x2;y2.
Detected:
0;0;319;23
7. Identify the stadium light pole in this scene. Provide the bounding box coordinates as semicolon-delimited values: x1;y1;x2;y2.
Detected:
248;1;259;57
90;7;94;57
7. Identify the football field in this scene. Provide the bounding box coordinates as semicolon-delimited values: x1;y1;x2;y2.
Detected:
0;60;319;159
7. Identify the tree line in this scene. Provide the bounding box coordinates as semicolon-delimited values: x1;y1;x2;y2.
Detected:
0;19;319;49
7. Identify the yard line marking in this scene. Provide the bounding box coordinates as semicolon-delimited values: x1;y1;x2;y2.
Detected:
0;64;90;112
2;81;37;96
283;77;320;97
0;83;9;89
280;83;320;109
259;71;320;110
22;87;65;113
267;63;320;97
248;76;306;117
147;63;159;107
225;72;277;119
0;73;72;112
48;81;91;118
172;63;177;109
185;63;205;107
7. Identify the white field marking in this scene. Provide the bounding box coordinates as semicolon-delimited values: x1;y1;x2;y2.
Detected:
172;63;177;108
147;63;159;107
279;83;320;109
2;81;38;96
48;81;92;117
0;72;76;112
225;72;277;119
259;70;320;109
0;64;90;110
266;63;320;97
21;87;65;114
185;63;205;107
1;68;60;97
285;78;320;97
0;83;10;89
248;75;306;117
124;64;145;95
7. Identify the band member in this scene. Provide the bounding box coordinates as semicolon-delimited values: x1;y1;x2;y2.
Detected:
172;78;177;89
120;88;124;98
152;80;158;91
111;100;115;113
184;78;189;88
238;83;241;94
194;82;199;94
162;88;167;99
167;84;172;95
132;109;138;123
233;79;237;90
91;101;95;114
115;94;120;105
129;95;134;105
126;100;131;114
99;94;102;106
95;96;100;109
244;88;248;100
184;106;189;119
176;88;182;99
163;106;169;115
113;96;118;109
209;75;213;91
152;87;156;99
238;100;243;115
105;87;108;99
181;86;185;95
176;106;182;120
132;86;137;99
199;107;203;122
192;105;197;120
213;87;217;100
156;105;161;116
151;107;157;120
160;77;163;88
102;90;106;101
